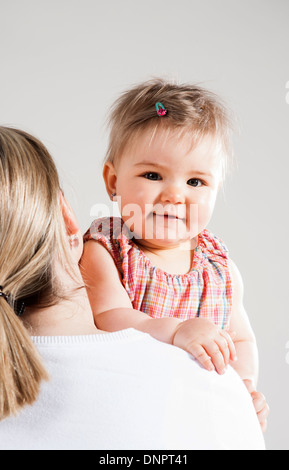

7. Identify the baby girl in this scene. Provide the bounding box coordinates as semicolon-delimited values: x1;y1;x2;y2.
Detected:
81;79;269;432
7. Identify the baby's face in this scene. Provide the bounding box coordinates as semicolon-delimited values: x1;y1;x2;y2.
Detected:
112;127;223;248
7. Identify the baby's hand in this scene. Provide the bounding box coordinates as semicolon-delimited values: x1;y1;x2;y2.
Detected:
172;318;237;375
243;380;270;433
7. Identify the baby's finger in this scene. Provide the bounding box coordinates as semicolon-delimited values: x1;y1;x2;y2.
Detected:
260;419;268;433
252;392;267;413
220;330;237;362
188;343;215;372
204;341;226;375
214;334;230;366
227;329;237;340
257;404;270;423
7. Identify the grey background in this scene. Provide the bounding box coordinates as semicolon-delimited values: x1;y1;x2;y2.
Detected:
1;0;288;450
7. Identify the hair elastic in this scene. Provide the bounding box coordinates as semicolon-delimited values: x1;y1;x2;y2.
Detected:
155;102;167;117
14;300;26;317
0;286;9;302
0;286;25;317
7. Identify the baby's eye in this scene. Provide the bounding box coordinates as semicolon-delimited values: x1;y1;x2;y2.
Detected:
142;172;162;181
187;178;203;187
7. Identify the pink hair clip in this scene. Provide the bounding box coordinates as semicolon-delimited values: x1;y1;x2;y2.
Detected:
155;102;167;117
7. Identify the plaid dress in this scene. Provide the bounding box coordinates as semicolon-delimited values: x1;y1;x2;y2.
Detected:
84;217;233;330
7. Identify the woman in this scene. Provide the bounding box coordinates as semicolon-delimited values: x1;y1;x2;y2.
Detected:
0;127;265;450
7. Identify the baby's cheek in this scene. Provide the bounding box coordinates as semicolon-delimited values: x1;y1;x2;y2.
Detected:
196;202;214;233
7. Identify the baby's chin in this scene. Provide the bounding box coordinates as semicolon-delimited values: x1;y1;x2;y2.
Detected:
133;236;198;252
123;216;200;250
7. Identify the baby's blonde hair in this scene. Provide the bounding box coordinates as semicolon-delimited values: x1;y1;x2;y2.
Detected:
0;126;77;420
105;78;234;177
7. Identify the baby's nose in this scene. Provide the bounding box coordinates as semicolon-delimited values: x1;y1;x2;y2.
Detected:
160;184;186;204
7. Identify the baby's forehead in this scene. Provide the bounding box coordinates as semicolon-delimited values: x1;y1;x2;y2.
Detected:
114;128;224;183
123;126;224;165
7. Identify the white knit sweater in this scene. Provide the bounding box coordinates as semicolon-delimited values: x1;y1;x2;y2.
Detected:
0;329;265;450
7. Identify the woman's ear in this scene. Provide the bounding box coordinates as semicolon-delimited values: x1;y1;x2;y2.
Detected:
59;191;80;236
103;162;117;200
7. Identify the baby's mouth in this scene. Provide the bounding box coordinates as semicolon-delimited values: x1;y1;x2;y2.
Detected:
153;212;186;221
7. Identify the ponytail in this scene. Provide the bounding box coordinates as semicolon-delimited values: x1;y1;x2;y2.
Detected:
0;295;49;421
0;126;74;420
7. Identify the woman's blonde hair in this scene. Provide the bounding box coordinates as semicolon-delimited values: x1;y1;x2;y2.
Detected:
0;126;76;420
105;78;234;177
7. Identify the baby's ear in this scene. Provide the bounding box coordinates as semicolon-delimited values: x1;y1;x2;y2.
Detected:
103;161;117;200
59;190;80;236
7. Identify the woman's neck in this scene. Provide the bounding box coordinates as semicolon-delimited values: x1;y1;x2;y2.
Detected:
22;266;104;337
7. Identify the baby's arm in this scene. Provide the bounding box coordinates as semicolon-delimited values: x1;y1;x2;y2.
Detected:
229;259;269;431
80;240;235;375
80;240;181;344
229;259;259;383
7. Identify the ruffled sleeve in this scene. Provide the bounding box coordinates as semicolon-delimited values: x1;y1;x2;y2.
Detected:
197;229;229;268
83;217;128;275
